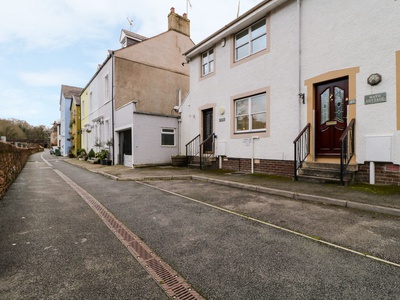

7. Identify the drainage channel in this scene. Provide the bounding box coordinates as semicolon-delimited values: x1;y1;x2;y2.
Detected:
54;169;203;300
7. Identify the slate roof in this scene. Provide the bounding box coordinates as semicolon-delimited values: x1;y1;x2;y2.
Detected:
61;85;83;99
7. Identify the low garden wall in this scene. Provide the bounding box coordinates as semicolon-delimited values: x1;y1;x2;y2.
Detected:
0;142;42;200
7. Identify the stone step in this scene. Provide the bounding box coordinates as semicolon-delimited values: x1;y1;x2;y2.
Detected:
297;175;351;186
302;162;358;172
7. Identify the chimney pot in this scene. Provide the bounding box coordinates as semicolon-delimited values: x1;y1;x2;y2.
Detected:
183;13;187;19
171;7;175;13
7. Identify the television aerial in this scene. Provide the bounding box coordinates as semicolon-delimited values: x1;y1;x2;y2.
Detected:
126;17;133;31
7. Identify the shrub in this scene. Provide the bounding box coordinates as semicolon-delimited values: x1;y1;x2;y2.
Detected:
88;149;95;158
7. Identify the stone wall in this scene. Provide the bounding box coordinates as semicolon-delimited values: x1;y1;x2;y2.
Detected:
0;142;42;200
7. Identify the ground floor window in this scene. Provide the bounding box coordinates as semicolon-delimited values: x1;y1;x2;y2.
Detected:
161;128;175;146
235;93;266;133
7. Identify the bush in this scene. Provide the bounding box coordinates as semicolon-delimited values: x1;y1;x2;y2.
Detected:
95;149;108;160
88;149;95;158
77;148;85;156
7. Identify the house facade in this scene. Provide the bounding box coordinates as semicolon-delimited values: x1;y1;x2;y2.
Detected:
80;55;113;156
80;8;193;166
113;8;194;167
69;95;81;156
59;85;82;156
180;0;400;185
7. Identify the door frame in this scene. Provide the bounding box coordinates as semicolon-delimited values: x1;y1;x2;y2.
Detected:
314;77;349;156
305;67;359;163
199;104;216;146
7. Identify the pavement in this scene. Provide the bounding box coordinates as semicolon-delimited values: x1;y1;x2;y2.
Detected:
63;155;400;217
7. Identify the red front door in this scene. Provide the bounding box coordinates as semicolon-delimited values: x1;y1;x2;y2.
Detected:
315;78;348;156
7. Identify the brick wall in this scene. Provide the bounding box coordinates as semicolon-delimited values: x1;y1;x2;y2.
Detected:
355;162;400;186
218;157;293;177
0;142;42;200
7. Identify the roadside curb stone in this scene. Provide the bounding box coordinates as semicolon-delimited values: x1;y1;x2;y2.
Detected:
66;161;400;218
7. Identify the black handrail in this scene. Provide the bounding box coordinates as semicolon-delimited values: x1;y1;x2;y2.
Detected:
185;134;200;158
339;119;355;186
199;133;216;170
293;123;310;180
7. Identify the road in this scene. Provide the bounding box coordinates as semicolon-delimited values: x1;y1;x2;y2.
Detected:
0;150;399;299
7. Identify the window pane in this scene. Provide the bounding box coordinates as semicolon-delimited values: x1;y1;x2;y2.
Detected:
251;19;266;38
236;116;249;131
320;88;330;124
236;99;248;116
251;94;265;113
334;87;344;122
162;129;174;133
236;44;249;60
252;113;266;130
251;35;266;53
209;61;214;73
235;29;249;47
162;134;174;146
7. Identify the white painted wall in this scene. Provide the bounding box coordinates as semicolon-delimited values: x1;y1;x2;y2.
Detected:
181;1;299;161
85;58;113;154
301;0;400;165
182;0;400;166
133;114;179;165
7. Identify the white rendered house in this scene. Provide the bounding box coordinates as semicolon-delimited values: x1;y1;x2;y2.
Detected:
180;0;400;185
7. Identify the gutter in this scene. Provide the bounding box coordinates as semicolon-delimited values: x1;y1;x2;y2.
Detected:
184;0;289;59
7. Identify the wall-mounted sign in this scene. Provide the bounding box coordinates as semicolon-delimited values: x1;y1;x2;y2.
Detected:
219;118;226;122
348;99;356;105
365;92;386;105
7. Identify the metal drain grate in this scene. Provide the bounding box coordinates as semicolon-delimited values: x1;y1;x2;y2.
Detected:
54;169;203;300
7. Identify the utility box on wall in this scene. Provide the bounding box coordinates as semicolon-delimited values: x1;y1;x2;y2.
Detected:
365;135;392;162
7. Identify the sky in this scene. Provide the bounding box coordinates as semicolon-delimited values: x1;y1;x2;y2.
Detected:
0;0;264;127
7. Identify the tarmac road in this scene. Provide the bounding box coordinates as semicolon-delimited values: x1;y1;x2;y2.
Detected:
1;151;399;299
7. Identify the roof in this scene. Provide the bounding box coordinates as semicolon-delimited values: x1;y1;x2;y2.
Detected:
61;85;83;99
119;29;148;45
184;0;288;58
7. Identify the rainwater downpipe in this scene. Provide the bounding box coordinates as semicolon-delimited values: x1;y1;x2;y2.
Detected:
251;136;259;173
178;89;182;155
297;0;302;132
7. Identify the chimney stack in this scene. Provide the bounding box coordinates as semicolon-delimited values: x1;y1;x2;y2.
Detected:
168;7;190;37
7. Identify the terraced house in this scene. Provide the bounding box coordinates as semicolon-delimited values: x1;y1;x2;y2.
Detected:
179;0;400;185
81;8;193;167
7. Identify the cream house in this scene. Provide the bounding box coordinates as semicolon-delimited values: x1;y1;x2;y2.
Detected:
180;0;400;185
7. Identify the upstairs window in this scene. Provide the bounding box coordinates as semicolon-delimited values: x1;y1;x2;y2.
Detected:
235;93;266;133
235;19;266;61
104;74;110;102
202;49;214;76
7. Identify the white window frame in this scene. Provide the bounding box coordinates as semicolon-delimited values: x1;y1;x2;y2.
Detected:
201;48;214;76
234;93;267;133
104;73;110;103
235;18;267;61
161;128;176;147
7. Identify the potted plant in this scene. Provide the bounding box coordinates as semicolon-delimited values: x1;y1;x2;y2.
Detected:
96;149;109;165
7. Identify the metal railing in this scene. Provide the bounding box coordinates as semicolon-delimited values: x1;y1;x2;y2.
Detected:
293;123;310;180
199;133;216;170
340;119;355;186
185;134;200;161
